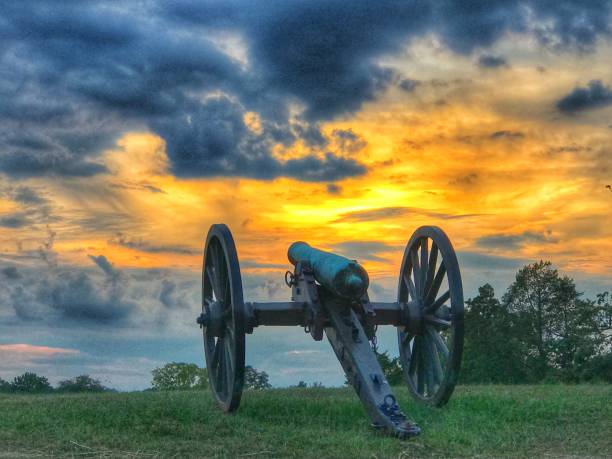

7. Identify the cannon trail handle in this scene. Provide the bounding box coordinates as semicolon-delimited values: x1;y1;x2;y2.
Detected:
324;302;420;438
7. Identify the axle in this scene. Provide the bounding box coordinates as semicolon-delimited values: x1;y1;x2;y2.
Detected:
197;301;428;331
246;301;405;328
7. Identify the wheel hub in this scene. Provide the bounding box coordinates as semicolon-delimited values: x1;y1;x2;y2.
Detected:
403;300;424;336
197;301;226;337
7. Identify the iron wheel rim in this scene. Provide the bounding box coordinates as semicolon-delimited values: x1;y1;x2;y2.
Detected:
396;226;464;407
202;224;245;412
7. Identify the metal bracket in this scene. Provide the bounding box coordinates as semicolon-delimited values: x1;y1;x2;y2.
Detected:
291;262;326;341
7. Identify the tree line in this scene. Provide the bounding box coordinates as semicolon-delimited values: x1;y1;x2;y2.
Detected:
375;260;611;384
0;364;273;394
0;373;111;393
149;362;273;390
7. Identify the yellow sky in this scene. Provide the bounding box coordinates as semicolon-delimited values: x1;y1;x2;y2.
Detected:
1;38;611;294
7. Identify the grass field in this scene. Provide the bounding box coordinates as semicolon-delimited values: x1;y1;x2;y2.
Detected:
0;385;610;458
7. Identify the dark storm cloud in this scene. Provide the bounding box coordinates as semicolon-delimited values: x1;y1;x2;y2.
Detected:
476;231;558;249
0;255;199;325
108;233;199;255
88;255;118;278
335;206;483;222
477;55;508;68
457;250;528;271
326;183;342;195
1;1;611;179
2;266;21;280
490;130;525;140
0;213;30;228
398;79;421;92
331;241;402;262
557;80;612;113
11;186;47;205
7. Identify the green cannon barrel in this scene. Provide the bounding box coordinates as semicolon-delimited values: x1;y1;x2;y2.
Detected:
287;242;369;299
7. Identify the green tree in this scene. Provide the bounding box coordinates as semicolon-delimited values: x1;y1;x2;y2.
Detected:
462;284;527;383
11;372;52;393
374;349;403;386
502;261;601;381
595;292;611;345
244;366;271;390
151;362;208;390
0;377;12;393
56;375;111;393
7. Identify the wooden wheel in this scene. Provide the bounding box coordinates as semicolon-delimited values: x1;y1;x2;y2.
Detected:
201;224;245;412
396;226;464;407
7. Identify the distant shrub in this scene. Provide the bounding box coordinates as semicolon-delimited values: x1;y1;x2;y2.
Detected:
11;372;52;393
0;377;12;393
244;366;272;390
151;362;208;391
57;375;111;393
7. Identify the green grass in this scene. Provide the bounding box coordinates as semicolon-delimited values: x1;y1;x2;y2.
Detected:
0;385;610;458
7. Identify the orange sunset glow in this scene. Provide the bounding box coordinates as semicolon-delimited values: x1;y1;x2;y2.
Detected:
0;1;611;389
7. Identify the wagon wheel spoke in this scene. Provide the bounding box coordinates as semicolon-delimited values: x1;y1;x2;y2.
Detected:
210;338;221;374
416;337;425;394
423;313;452;328
419;238;428;298
425;314;451;328
410;247;421;300
224;336;233;390
401;331;414;346
425;333;443;387
215;244;229;304
403;273;418;302
422;335;435;395
208;243;220;298
408;337;420;380
217;341;227;395
224;327;234;371
426;325;449;360
424;242;438;297
427;289;450;314
205;265;219;301
425;261;446;305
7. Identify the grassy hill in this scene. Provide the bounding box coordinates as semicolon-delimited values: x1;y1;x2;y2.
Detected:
0;385;610;458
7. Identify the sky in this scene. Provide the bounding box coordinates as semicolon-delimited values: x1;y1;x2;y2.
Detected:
0;0;611;390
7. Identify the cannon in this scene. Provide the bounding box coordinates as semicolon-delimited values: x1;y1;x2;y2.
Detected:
196;224;464;438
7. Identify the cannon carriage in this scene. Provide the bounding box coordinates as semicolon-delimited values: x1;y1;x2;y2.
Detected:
196;224;464;438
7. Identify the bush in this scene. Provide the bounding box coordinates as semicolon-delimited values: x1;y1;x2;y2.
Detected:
244;366;271;390
57;375;111;393
11;372;52;393
151;362;208;390
0;378;12;393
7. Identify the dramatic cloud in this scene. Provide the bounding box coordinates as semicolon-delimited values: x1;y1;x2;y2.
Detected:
331;241;402;262
326;183;341;195
476;231;558;249
335;206;483;222
490;130;525;140
0;257;199;326
557;80;612;113
108;233;199;255
398;78;421;92
477;55;508;68
0;1;610;179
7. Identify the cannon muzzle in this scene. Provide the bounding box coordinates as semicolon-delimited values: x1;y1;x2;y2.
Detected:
288;242;369;299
